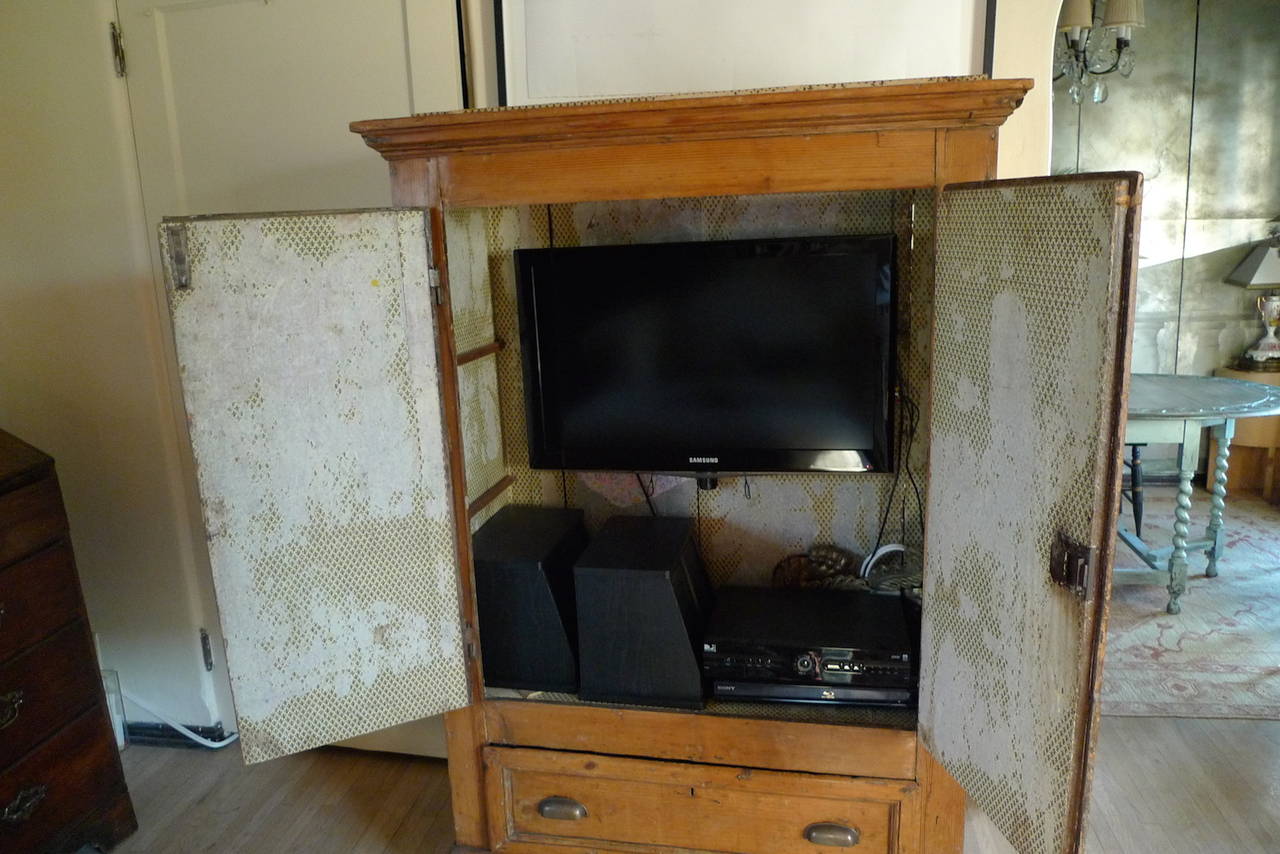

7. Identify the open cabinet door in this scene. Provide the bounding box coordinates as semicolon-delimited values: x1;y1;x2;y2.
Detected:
919;174;1140;853
160;210;470;763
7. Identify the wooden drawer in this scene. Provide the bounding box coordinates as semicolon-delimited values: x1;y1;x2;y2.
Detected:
0;476;67;568
0;544;83;662
484;747;920;854
0;705;126;854
0;620;100;771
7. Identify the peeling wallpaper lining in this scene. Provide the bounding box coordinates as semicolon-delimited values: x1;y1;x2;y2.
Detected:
165;211;470;763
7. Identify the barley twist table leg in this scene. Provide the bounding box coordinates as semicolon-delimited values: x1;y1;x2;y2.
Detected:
1205;420;1234;578
1167;469;1192;614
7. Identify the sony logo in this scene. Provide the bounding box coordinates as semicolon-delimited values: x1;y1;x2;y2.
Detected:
689;456;719;464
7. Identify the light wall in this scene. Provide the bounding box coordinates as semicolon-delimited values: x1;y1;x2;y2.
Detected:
0;0;223;724
498;0;987;104
992;0;1062;178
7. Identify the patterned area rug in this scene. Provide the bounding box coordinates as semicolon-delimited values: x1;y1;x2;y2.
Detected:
1102;486;1280;718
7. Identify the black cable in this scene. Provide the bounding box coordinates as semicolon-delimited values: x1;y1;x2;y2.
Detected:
901;391;925;546
561;469;568;508
872;386;907;555
695;483;702;552
635;472;656;516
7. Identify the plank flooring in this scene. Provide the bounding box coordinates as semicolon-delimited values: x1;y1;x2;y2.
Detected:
1085;717;1280;854
108;716;1280;852
111;743;453;854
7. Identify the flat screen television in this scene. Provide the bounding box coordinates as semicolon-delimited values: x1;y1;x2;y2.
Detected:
515;233;895;475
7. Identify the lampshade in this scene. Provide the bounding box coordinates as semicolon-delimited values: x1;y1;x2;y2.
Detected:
1058;0;1093;31
1225;240;1280;289
1103;0;1145;29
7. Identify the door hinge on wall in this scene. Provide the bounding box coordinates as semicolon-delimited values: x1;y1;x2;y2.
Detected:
200;628;215;671
109;22;127;77
1049;532;1095;599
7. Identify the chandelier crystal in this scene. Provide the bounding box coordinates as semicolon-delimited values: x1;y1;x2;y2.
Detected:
1054;0;1145;105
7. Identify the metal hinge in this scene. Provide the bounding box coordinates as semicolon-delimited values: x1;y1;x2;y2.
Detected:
109;22;127;77
163;221;191;290
428;267;444;306
463;623;480;663
1049;532;1095;599
200;628;215;671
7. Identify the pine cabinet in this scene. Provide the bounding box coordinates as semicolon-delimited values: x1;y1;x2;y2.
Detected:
159;78;1140;854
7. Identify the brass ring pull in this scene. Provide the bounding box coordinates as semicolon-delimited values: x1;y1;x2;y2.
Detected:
804;822;861;847
536;796;588;821
0;690;24;730
1;785;48;824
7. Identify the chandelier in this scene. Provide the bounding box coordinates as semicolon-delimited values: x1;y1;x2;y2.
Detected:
1054;0;1146;104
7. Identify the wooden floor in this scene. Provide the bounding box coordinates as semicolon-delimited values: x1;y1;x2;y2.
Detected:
111;743;453;853
108;716;1280;853
1085;717;1280;853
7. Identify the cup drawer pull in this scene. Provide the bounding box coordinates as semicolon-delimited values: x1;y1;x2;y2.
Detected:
0;690;23;730
537;796;588;821
804;822;860;847
1;785;47;824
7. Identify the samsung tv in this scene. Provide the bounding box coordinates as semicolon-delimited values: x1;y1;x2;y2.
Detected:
515;233;895;476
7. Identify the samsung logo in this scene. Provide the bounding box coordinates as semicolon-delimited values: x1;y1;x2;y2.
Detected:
689;456;719;464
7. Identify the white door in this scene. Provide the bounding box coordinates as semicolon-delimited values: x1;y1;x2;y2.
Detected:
160;209;470;763
117;0;463;748
920;174;1140;854
118;0;460;217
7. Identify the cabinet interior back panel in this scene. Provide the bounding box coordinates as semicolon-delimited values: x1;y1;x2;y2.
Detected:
448;190;935;584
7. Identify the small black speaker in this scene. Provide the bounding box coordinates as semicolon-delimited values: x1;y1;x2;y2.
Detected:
575;516;715;709
472;504;588;692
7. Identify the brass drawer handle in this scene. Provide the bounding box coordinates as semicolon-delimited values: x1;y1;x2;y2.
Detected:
0;690;24;730
804;822;860;847
1;785;47;824
537;796;588;821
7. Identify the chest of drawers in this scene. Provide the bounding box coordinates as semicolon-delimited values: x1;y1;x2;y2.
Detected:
0;430;135;853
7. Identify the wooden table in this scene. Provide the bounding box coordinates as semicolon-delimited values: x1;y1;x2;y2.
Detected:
1119;373;1280;613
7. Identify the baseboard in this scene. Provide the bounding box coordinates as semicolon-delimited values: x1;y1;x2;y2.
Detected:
125;721;229;749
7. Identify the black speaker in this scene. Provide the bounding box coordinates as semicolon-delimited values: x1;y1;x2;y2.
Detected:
472;504;588;692
574;515;715;709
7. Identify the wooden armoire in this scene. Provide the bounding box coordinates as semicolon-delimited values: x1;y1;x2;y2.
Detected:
159;77;1139;854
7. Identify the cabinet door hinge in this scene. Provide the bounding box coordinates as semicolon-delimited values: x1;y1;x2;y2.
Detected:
428;267;444;306
162;221;192;290
1049;532;1095;599
109;22;127;77
200;628;215;671
463;623;481;664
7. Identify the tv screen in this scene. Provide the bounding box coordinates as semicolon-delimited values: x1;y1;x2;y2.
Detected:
515;233;895;474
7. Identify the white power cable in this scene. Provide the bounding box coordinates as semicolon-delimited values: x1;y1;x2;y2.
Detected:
859;542;906;578
122;689;240;750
